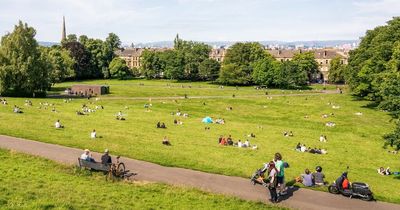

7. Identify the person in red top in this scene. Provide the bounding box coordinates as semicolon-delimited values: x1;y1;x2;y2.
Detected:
220;137;227;145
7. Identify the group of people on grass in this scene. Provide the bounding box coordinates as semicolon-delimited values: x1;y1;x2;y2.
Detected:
218;135;257;149
295;143;327;154
156;122;167;129
297;166;326;187
283;131;294;137
377;167;400;176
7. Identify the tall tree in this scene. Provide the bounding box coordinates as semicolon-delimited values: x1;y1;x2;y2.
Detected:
251;55;280;86
198;58;220;81
109;57;130;79
328;56;346;84
0;21;50;96
62;41;93;79
41;46;75;84
291;51;319;81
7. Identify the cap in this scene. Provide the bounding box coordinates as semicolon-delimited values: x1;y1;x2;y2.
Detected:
104;149;109;153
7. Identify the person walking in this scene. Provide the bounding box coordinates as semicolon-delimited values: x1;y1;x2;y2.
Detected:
274;153;287;196
267;161;279;203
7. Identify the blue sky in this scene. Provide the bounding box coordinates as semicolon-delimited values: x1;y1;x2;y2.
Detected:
0;0;399;43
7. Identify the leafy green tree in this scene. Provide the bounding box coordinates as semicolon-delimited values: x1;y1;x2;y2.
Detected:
275;61;308;89
384;121;400;150
328;56;346;84
0;21;50;96
251;56;280;86
62;41;93;79
223;42;267;66
41;46;75;84
141;50;165;79
162;50;185;80
103;33;121;78
109;57;130;79
66;34;77;42
217;64;252;85
198;58;220;81
292;51;319;81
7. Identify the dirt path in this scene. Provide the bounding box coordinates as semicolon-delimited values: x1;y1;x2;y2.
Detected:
1;135;398;210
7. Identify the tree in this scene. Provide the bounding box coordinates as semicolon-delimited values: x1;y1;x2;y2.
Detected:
291;51;319;81
275;61;308;89
109;57;130;79
251;56;280;86
217;64;252;85
42;46;75;84
384;121;400;150
103;33;121;78
198;58;220;81
223;42;267;66
328;56;346;84
66;34;77;42
62;41;93;79
141;50;165;79
0;21;50;96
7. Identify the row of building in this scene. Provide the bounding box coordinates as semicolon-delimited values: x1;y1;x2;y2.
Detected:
115;47;348;81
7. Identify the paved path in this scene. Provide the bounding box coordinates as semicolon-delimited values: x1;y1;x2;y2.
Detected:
1;135;399;210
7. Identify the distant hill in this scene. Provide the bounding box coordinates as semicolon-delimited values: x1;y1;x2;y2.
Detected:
130;40;359;49
38;41;59;47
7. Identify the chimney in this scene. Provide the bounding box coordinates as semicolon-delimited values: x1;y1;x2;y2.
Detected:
324;50;327;57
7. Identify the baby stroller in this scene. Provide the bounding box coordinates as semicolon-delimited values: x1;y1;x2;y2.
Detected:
250;163;270;186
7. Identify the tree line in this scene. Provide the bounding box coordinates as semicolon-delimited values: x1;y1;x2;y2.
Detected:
0;21;128;96
345;17;400;150
141;37;333;89
0;21;348;97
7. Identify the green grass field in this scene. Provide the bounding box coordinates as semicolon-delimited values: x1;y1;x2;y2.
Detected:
0;79;399;203
0;149;282;210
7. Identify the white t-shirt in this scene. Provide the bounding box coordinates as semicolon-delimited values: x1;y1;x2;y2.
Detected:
301;146;306;152
80;153;89;160
269;168;277;184
55;122;61;128
90;132;96;138
238;142;242;147
302;174;313;186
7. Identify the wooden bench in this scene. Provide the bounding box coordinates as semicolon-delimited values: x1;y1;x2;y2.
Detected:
78;158;110;172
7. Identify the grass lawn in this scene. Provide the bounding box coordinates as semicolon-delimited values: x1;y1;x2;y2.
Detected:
0;79;399;203
0;149;281;210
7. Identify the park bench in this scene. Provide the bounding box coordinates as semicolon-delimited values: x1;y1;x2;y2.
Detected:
78;157;137;181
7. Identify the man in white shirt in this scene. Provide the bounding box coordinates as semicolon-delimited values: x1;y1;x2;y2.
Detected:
80;149;91;161
244;140;250;147
237;140;243;148
90;129;97;139
55;120;63;128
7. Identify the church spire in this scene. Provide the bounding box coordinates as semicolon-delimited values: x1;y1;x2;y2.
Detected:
61;16;66;42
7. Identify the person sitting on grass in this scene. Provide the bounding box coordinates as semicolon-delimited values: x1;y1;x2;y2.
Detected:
319;135;326;142
218;135;223;144
13;105;22;113
312;166;326;186
162;136;171;146
220;137;227;146
116;111;125;120
227;137;234;146
295;143;301;151
76;110;85;115
300;144;307;152
244;140;250;148
288;131;294;137
81;149;95;162
90;129;97;139
161;123;166;128
55;120;64;128
237;140;243;148
101;149;112;165
301;169;314;187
